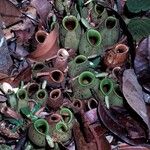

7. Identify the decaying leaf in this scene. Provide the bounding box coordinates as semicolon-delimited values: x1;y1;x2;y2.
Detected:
31;0;52;26
123;69;150;138
0;0;22;27
134;36;150;93
117;143;150;150
0;28;13;79
134;37;150;75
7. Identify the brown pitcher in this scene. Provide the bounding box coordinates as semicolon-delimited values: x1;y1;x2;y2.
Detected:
104;44;129;68
28;25;59;61
53;48;69;72
47;89;64;111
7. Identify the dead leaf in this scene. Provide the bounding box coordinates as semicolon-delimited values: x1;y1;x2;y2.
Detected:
0;28;13;78
0;0;22;27
123;69;150;138
118;143;150;150
31;0;52;27
134;36;150;93
134;37;150;75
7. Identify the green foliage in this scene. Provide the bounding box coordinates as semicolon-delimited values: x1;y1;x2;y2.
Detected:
126;0;150;13
128;18;150;41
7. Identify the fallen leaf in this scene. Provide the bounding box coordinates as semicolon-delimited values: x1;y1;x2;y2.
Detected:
117;143;150;150
0;0;22;27
31;0;52;27
134;37;150;93
123;69;150;138
0;28;13;78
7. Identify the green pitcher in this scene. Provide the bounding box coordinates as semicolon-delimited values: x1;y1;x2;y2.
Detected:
90;4;108;27
16;81;28;112
59;108;74;129
98;78;124;108
71;71;99;100
68;55;94;77
36;81;47;101
99;16;120;48
28;119;51;147
79;29;103;57
52;121;72;145
59;15;81;51
31;81;48;113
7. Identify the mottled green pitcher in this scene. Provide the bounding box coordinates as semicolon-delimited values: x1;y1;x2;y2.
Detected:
68;55;94;77
52;121;72;145
60;108;74;129
72;71;99;100
90;4;108;26
79;29;103;57
98;78;124;108
59;15;81;51
16;81;28;112
99;16;120;48
28;119;50;147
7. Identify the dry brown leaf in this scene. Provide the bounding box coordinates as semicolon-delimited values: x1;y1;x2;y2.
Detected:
123;69;150;138
0;0;22;27
31;0;52;26
134;36;150;93
0;28;13;78
118;143;150;150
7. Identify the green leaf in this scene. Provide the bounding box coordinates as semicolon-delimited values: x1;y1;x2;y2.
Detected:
81;18;91;29
128;18;150;41
126;0;150;13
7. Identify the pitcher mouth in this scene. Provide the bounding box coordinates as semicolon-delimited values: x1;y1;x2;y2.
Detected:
78;71;95;86
95;4;105;15
75;55;87;64
34;119;49;135
50;114;62;123
60;108;73;124
105;17;117;29
28;83;39;97
88;98;98;110
56;122;68;133
63;15;78;31
57;49;69;60
87;29;101;46
36;89;47;100
50;89;61;100
35;30;48;44
115;44;129;54
50;70;64;83
17;89;27;100
100;78;113;96
33;63;45;71
72;99;82;109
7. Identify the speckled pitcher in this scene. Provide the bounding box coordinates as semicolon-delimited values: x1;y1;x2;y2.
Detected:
72;71;99;100
59;15;81;51
99;16;120;48
16;81;28;112
28;119;50;147
90;4;108;26
68;55;94;77
98;78;124;108
79;29;103;57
